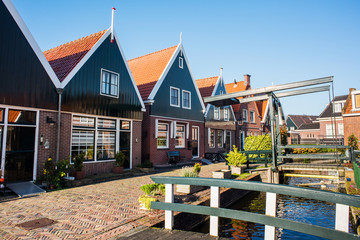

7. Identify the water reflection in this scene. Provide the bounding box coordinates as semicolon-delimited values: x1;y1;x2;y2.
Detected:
196;177;353;239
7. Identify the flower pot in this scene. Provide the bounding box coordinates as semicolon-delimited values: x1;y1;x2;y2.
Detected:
212;169;231;179
75;170;85;180
112;166;124;174
176;184;203;194
231;166;245;175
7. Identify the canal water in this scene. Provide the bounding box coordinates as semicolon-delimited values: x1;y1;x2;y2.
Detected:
195;177;355;239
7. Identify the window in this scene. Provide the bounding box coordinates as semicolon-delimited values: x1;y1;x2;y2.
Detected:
209;129;215;148
224;108;229;121
333;102;344;113
0;109;3;123
217;130;223;148
170;87;180;107
338;123;344;135
121;120;131;130
73;116;95;128
355;94;360;109
97;118;116;160
242;109;248;122
71;130;95;161
214;107;220;120
157;123;169;149
182;90;191;109
8;110;36;124
326;124;334;137
250;111;255;123
176;124;185;148
179;57;183;69
97;131;116;160
101;69;119;97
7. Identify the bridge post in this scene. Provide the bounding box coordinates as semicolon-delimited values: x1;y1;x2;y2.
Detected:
265;192;277;240
335;203;349;232
210;186;220;236
164;183;174;230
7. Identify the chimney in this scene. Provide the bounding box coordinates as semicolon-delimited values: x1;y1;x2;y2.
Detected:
244;74;251;86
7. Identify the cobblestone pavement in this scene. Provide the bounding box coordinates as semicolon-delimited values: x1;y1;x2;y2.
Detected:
0;163;228;239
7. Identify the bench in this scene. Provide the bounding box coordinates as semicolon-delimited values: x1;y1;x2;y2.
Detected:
167;151;185;165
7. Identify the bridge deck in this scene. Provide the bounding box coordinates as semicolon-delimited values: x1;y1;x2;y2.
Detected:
279;164;344;172
116;226;229;240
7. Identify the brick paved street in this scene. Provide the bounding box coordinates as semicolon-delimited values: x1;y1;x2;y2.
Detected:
0;163;228;239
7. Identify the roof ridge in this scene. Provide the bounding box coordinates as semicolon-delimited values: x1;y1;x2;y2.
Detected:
44;29;107;54
128;45;178;62
196;76;218;82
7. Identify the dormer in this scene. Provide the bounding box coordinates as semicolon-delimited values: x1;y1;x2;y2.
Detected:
333;100;345;113
352;89;360;111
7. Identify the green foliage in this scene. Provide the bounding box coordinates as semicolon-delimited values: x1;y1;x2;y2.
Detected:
140;183;165;196
180;166;199;177
348;134;359;150
73;153;84;171
244;135;271;151
115;151;125;167
226;146;247;167
138;194;158;210
43;157;71;189
193;163;202;174
280;125;288;146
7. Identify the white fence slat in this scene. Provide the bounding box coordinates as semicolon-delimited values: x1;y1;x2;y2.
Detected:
165;184;174;230
210;186;220;236
265;192;277;240
335;203;349;232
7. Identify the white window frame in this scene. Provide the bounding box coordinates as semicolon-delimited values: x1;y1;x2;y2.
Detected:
242;109;248;122
224;108;229;121
352;90;360;110
209;129;215;148
214;107;220;120
333;102;344;113
100;68;119;98
250;111;255;123
175;124;185;148
182;90;191;109
170;87;180;107
157;123;169;149
338;123;344;135
326;124;334;137
179;57;184;69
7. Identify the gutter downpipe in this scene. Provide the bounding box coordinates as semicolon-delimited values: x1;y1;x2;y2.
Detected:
56;88;64;164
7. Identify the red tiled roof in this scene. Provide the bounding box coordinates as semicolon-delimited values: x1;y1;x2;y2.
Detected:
225;81;248;94
128;45;178;100
196;76;218;101
44;30;107;82
256;100;268;119
288;115;317;128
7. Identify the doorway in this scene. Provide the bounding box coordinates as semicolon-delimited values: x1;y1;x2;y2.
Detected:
226;131;231;152
1;108;37;182
191;126;199;158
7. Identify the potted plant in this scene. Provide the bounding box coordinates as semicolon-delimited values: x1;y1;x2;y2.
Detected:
73;153;85;180
176;166;203;194
113;151;125;173
226;146;247;175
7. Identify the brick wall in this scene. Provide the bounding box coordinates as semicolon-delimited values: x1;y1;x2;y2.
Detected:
37;111;71;178
344;115;360;145
143;115;205;165
132;120;142;167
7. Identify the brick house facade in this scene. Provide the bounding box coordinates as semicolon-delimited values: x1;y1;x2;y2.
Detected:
343;88;360;146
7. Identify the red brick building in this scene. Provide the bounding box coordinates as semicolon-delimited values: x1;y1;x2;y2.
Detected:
225;75;268;149
128;42;206;165
343;88;360;145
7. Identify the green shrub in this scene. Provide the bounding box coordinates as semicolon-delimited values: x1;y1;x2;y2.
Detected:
73;153;84;171
244;135;271;151
180;166;199;177
348;134;359;150
140;183;164;196
226;146;247;167
115;151;125;167
138;195;158;210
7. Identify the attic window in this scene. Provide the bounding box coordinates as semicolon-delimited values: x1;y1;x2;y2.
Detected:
179;57;183;69
101;69;119;98
353;92;360;110
333;102;344;113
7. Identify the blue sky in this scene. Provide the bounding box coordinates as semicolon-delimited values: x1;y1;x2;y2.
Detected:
12;0;360;116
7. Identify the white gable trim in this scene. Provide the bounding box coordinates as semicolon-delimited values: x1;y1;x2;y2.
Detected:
147;43;206;112
113;32;146;111
261;100;270;123
60;29;111;88
3;0;61;88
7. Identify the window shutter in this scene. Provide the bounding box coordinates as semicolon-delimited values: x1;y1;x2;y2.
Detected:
172;121;177;139
186;123;189;139
208;128;211;145
223;130;226;144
